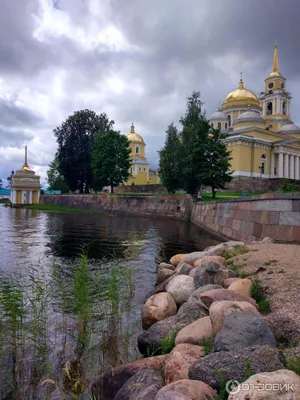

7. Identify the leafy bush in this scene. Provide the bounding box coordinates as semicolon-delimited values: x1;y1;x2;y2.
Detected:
279;180;300;193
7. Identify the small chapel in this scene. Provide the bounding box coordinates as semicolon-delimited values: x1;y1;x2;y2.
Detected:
210;44;300;180
10;146;41;206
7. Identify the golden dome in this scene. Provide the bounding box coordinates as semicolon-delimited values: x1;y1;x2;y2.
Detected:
223;78;260;108
126;123;145;144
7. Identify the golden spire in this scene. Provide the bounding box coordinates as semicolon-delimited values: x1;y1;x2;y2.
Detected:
239;72;244;89
22;145;29;169
130;122;135;133
273;42;279;73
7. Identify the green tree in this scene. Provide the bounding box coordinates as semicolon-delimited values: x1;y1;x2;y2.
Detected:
47;157;70;193
159;123;182;194
198;130;232;198
91;130;131;193
0;178;2;189
54;109;114;193
180;91;210;194
6;171;14;188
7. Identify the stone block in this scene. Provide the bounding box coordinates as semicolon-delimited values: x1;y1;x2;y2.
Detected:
256;200;293;212
252;223;262;238
293;227;300;243
292;200;300;212
268;212;280;225
279;212;300;227
232;219;241;231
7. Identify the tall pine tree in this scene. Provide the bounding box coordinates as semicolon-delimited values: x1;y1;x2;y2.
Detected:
158;123;181;194
180;91;210;194
197;130;232;198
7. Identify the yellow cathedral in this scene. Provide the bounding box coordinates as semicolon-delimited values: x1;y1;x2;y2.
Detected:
210;44;300;180
125;123;160;185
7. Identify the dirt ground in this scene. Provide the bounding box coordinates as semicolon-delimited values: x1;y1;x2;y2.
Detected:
231;243;300;343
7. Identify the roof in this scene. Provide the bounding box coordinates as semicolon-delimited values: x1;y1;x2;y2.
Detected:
233;110;266;125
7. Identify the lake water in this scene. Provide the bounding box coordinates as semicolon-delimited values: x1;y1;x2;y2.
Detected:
0;205;220;399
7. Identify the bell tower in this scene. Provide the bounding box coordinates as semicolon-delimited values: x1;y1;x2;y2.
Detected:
259;43;291;132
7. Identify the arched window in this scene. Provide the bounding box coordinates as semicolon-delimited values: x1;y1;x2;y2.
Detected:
217;122;221;130
283;102;286;115
225;123;228;129
211;122;214;128
136;146;139;154
228;115;231;127
260;154;266;175
267;102;273;115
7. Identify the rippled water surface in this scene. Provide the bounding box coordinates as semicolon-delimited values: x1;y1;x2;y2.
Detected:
0;205;220;398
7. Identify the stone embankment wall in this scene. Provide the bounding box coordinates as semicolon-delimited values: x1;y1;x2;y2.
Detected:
192;193;300;242
114;184;165;194
41;194;193;219
226;178;296;193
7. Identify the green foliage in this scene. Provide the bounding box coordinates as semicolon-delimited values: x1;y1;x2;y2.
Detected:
159;91;233;196
286;356;300;375
200;336;214;355
179;91;210;194
197;130;233;198
54;109;113;193
250;279;271;314
47;157;70;193
92;130;131;193
158;123;182;194
223;245;250;260
161;330;179;354
279;179;300;193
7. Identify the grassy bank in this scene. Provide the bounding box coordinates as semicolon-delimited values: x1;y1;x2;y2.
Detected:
201;191;261;202
23;204;100;214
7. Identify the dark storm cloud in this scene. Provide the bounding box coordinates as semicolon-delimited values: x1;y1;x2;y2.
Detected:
0;0;300;178
0;127;34;148
0;95;43;127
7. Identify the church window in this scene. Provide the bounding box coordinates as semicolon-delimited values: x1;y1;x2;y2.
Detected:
228;115;231;127
261;163;265;174
225;123;228;129
217;122;221;129
211;122;214;128
283;102;286;115
136;146;139;154
268;82;274;89
139;168;141;171
267;102;273;115
144;168;146;171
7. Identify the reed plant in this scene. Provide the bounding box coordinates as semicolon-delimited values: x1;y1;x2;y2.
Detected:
0;252;135;399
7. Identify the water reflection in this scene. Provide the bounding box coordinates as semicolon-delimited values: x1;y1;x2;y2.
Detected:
0;206;221;398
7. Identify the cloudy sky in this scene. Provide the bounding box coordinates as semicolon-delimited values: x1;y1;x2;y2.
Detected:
1;0;300;186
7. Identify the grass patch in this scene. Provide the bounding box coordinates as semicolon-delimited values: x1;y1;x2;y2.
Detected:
201;191;261;203
200;337;214;355
250;279;271;314
22;204;101;214
161;330;179;355
264;260;278;266
224;245;250;260
286;356;300;375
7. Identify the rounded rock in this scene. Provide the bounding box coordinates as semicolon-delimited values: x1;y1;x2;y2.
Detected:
170;254;187;266
142;292;177;330
166;275;195;306
175;316;213;345
194;256;226;268
228;278;252;297
155;379;217;400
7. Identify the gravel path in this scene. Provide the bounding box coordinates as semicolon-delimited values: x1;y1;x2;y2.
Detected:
231;243;300;342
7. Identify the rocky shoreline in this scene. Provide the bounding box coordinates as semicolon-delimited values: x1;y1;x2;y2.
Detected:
91;239;300;399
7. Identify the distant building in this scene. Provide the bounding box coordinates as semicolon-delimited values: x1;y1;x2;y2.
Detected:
10;146;41;205
209;44;300;180
125;123;160;185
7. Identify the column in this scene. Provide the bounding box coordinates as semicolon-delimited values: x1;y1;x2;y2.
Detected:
270;152;275;177
290;155;295;179
278;153;284;178
296;156;300;180
284;153;289;178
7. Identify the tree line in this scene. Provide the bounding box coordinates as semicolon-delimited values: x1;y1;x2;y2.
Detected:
159;91;232;198
47;110;131;193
